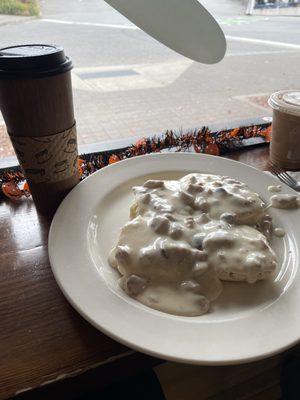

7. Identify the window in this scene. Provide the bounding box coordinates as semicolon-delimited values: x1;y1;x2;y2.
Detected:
0;0;299;160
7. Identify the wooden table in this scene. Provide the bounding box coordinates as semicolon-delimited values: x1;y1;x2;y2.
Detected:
0;145;297;399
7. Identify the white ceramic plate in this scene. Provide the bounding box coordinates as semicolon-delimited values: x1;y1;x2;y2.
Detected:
49;153;300;365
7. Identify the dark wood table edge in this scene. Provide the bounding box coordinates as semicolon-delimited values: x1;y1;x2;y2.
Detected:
12;352;162;400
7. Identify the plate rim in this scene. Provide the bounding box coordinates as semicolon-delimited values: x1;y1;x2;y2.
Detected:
49;153;300;365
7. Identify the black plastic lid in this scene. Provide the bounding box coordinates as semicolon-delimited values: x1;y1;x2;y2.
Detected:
0;44;73;79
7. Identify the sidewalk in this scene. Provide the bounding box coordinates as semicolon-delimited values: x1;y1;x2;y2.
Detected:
252;6;300;16
0;13;37;158
0;125;13;158
0;14;35;27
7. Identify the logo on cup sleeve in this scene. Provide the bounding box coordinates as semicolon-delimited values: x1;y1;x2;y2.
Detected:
10;124;78;183
35;148;53;164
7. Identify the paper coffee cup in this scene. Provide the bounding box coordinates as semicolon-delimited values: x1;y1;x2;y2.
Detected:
0;44;79;215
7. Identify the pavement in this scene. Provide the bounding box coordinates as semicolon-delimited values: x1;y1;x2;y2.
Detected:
0;0;300;159
253;8;300;16
252;4;300;16
0;14;35;27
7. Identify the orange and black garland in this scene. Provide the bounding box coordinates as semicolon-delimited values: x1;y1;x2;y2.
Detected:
0;122;271;200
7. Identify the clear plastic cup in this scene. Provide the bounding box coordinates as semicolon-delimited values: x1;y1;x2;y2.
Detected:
268;90;300;170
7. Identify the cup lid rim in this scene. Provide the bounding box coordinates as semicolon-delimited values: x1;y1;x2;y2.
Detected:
0;44;72;78
268;90;300;117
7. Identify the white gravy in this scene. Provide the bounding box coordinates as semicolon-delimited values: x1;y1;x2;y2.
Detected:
270;194;299;209
268;185;282;193
109;173;278;317
274;227;285;237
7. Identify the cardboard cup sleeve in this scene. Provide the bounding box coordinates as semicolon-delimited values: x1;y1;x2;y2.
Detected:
10;123;78;184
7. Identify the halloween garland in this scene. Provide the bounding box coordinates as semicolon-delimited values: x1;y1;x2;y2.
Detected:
0;122;271;201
